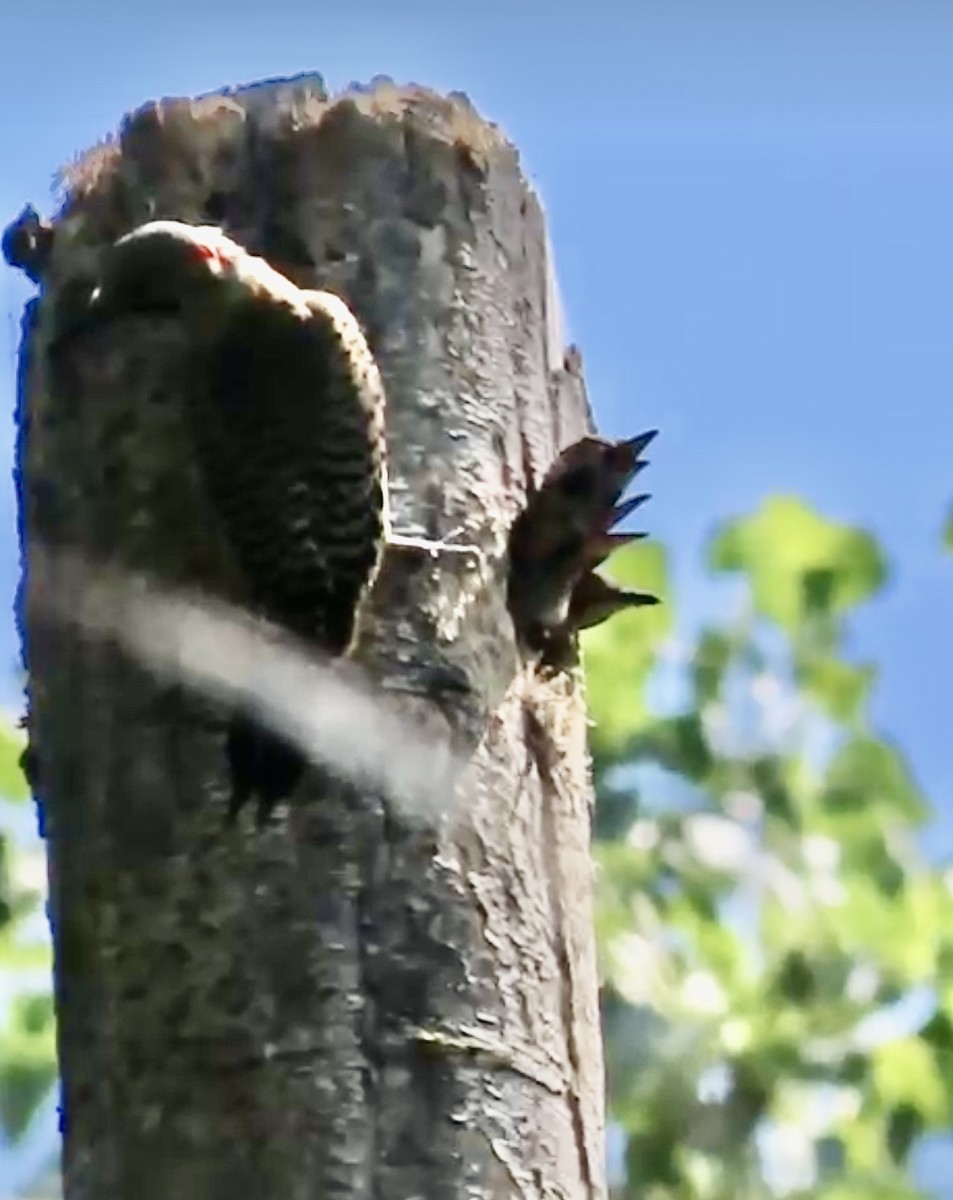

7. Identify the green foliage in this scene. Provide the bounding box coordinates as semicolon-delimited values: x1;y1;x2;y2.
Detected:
582;540;672;757
708;496;887;633
0;995;56;1141
0;719;54;1149
0;724;31;804
586;500;951;1198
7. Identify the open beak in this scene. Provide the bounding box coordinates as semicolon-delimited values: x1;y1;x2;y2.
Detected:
568;571;660;632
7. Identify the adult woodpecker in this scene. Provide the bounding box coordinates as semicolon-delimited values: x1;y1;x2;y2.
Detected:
71;220;390;824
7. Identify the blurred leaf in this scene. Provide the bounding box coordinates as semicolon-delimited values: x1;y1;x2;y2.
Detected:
0;992;57;1142
0;721;30;802
708;496;888;631
691;629;734;707
747;755;799;825
821;737;929;826
626;1125;679;1189
837;1114;892;1174
836;1053;872;1088
772;949;818;1005
918;1007;953;1056
872;1038;948;1124
817;874;945;984
800;657;876;724
0;935;53;972
582;542;672;756
0;834;11;929
814;1178;927;1200
631;713;713;783
886;1103;926;1165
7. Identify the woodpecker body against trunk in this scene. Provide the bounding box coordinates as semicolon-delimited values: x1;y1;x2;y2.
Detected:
76;221;389;823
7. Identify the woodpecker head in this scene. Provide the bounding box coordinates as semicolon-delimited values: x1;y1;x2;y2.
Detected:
567;571;659;633
85;221;248;322
514;429;657;567
541;430;656;516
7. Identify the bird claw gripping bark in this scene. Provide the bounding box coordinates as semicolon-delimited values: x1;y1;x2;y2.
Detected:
67;220;398;826
507;431;660;661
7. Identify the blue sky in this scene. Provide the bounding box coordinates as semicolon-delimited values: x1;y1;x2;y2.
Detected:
1;0;952;848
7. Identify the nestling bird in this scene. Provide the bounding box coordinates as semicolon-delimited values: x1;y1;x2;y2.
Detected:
508;431;659;656
71;220;390;825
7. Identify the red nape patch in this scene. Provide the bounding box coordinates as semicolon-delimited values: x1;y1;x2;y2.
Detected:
190;241;227;267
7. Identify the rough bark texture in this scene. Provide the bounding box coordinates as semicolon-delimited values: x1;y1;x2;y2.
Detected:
16;74;607;1200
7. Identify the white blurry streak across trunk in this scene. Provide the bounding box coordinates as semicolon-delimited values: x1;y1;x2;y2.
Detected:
28;544;461;821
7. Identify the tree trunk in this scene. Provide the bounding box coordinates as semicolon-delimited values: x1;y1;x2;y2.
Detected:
13;73;607;1200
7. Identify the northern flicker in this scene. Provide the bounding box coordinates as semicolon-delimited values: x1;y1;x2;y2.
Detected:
70;220;390;824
